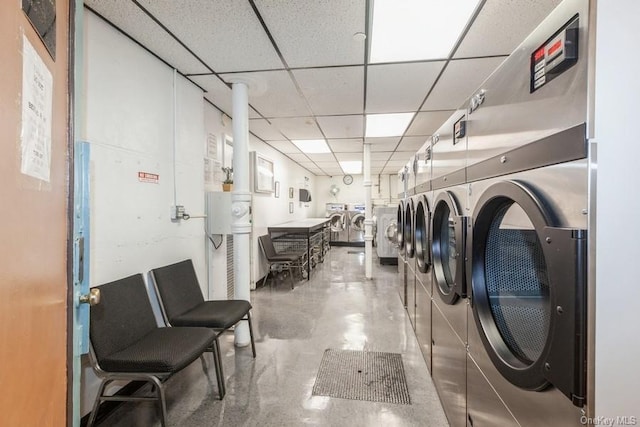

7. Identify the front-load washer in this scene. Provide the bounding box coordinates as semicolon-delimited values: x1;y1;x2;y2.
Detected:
325;203;348;244
462;1;591;424
414;190;433;370
404;196;417;327
396;193;407;307
374;206;398;265
467;165;587;425
347;204;365;245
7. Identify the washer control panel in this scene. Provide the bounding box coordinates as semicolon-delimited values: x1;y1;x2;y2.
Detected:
530;15;579;92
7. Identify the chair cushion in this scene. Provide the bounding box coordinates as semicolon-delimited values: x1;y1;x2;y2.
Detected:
99;327;215;373
268;253;300;262
170;300;252;329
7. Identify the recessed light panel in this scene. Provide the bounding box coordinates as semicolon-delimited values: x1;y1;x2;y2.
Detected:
370;0;480;63
292;139;331;153
340;161;362;174
365;113;414;138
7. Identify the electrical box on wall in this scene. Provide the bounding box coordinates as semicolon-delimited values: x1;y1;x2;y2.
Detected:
205;192;232;235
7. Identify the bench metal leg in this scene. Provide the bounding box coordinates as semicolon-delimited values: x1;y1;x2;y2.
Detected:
247;312;256;358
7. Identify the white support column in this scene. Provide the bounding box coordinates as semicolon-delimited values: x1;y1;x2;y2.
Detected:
230;80;251;346
364;143;373;279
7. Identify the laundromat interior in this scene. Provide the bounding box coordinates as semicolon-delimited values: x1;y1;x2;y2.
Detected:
2;0;639;426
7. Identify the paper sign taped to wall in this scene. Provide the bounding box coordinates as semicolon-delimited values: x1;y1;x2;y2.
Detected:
20;35;53;182
138;171;159;183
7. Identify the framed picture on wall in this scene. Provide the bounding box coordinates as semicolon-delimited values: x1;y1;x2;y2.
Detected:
289;202;294;214
289;187;294;198
274;181;280;198
251;151;274;193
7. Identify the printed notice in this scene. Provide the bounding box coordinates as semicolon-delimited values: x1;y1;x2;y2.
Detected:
138;172;159;183
20;35;53;182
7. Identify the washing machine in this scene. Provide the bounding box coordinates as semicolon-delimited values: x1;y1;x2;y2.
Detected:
375;206;398;265
404;195;417;328
325;203;348;244
396;167;409;307
413;141;434;370
429;108;469;427
463;1;590;425
347;204;365;245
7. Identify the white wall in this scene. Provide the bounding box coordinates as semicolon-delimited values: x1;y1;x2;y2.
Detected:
80;10;207;415
314;174;399;212
593;0;640;421
203;101;317;291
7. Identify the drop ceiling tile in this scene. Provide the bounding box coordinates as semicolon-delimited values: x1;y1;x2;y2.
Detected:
306;154;336;162
455;0;562;58
321;168;346;175
398;136;431;152
386;160;410;168
268;117;323;139
220;70;311;118
190;75;233;115
366;61;445;113
136;0;282;72
315;160;341;167
266;141;300;154
286;153;312;162
293;67;364;115
85;3;210;74
406;111;456;136
335;153;362;162
421;57;506;111
298;161;317;168
391;151;415;161
371;160;388;167
317;115;364;139
328;139;363;153
254;0;365;68
365;137;400;145
250;119;286;140
371;152;392;161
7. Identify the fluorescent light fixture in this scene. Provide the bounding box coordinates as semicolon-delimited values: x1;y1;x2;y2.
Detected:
292;139;331;154
370;0;479;63
365;113;414;138
340;161;362;174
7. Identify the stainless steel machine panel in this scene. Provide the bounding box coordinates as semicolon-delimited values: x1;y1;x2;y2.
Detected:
431;110;467;189
466;0;590;171
415;279;432;372
375;206;398;260
432;304;467;427
468;305;583;426
407;268;416;330
414;141;432;193
467;354;518;427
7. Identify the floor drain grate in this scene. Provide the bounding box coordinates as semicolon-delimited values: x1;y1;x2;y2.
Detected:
312;349;411;404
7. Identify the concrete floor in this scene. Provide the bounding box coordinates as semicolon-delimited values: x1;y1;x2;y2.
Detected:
97;247;448;426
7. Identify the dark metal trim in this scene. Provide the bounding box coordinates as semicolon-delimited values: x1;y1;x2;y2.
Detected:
397;201;405;255
432;168;466;190
414;195;431;274
404;198;415;258
467;124;587;183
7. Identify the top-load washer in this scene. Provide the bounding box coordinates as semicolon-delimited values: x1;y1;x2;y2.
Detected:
325;203;348;244
463;1;590;425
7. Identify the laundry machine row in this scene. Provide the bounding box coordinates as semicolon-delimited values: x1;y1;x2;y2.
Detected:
397;0;592;425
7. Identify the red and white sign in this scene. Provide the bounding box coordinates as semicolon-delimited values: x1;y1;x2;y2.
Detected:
138;171;159;184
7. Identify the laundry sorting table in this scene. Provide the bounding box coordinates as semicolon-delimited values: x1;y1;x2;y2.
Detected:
268;218;331;280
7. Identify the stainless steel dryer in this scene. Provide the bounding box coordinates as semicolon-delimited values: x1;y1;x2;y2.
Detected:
413;141;433;370
404;195;417;328
374;206;398;265
464;1;590;425
429;110;470;427
396;168;408;307
325;203;348;244
347;203;365;245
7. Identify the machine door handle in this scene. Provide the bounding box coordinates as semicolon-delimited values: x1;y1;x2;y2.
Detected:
79;288;101;306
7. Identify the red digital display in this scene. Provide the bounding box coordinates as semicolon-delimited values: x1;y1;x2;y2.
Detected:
548;40;562;56
534;47;545;61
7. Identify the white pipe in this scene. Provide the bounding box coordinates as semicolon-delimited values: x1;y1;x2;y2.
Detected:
172;69;178;206
364;143;373;279
230;81;251;346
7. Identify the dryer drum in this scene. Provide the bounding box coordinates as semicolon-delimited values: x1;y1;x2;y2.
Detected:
431;191;467;305
414;196;431;273
404;199;415;258
397;201;405;253
470;180;587;406
329;214;344;232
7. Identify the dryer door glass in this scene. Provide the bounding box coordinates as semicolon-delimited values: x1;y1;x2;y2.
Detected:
397;203;405;252
415;199;429;273
485;202;550;364
436;204;457;289
329;214;344;232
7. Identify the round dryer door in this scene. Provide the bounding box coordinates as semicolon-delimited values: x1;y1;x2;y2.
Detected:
397;201;405;254
470;181;587;405
431;191;467;305
404;199;415;258
351;213;365;231
329;213;344;232
414;195;431;273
